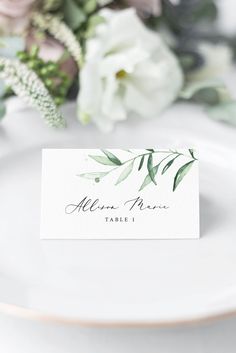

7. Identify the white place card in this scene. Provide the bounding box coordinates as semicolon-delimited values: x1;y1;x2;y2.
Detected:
40;149;199;239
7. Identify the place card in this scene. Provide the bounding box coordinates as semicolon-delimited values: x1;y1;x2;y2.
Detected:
40;149;199;239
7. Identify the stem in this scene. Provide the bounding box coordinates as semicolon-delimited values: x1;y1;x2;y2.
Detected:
157;153;176;166
99;150;196;180
121;149;187;166
106;152;177;177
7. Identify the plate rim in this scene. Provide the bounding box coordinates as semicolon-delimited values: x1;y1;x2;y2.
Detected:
1;301;236;327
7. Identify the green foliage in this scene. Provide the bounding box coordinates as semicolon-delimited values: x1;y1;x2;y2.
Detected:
160;0;218;35
17;45;72;106
84;14;105;39
63;0;87;30
42;0;63;12
162;156;178;175
173;160;195;192
189;149;195;159
41;0;108;47
84;0;97;15
102;149;122;165
0;99;6;120
78;171;109;181
180;80;232;105
139;164;159;192
138;155;145;171
61;0;102;38
147;154;157;185
116;160;134;185
180;78;236;126
79;149;198;192
89;155;118;166
206;101;236;126
146;0;222;76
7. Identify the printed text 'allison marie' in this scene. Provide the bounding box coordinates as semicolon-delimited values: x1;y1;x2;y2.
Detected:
65;196;169;214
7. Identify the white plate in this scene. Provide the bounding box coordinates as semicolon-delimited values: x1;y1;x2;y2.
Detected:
0;98;236;327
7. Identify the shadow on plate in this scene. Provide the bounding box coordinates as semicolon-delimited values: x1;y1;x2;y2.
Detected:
200;194;223;237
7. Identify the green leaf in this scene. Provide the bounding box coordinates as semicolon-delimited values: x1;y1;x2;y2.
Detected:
138;155;145;171
63;0;86;30
146;149;155;152
192;88;222;105
192;1;218;22
147;154;156;185
102;149;122;165
83;0;97;14
0;99;6;120
173;161;195;192
89;155;117;166
0;80;5;98
78;171;108;181
97;0;113;5
162;157;176;175
43;0;63;11
181;79;234;107
180;80;225;100
139;165;159;191
206;101;236;126
189;149;195;159
85;14;105;39
116;161;134;185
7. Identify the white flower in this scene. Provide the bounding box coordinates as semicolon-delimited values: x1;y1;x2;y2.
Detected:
77;8;183;132
189;42;233;81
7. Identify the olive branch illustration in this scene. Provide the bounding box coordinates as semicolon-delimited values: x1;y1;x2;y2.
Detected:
78;149;198;192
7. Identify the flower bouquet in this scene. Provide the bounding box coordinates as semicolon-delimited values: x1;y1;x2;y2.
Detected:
0;0;235;131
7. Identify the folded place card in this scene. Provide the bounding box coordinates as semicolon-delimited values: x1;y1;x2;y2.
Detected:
40;149;199;239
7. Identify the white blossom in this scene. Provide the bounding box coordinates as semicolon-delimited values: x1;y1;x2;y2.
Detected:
77;9;183;132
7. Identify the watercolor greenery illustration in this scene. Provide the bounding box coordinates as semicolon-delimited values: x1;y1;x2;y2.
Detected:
78;149;198;192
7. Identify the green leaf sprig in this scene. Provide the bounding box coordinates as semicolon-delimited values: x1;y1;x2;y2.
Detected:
78;149;198;192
